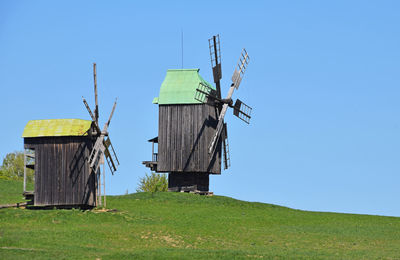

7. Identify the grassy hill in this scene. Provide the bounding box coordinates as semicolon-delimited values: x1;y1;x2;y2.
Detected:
1;179;400;259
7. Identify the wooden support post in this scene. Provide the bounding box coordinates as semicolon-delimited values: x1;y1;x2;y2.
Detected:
23;149;26;192
103;163;106;208
97;169;102;207
93;62;99;126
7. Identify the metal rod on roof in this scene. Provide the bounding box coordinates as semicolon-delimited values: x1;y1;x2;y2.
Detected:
181;29;183;69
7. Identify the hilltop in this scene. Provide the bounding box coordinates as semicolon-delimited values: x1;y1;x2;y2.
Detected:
0;179;399;259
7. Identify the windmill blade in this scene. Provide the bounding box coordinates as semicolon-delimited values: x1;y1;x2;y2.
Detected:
208;34;222;98
88;136;105;173
104;146;117;174
222;123;231;170
208;83;236;155
209;48;250;159
231;48;250;89
233;99;252;124
209;119;224;156
194;82;218;104
103;136;119;175
103;98;117;132
93;63;99;126
82;97;96;122
82;97;101;134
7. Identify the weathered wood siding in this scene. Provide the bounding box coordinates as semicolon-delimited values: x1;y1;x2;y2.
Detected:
24;136;96;207
157;104;221;174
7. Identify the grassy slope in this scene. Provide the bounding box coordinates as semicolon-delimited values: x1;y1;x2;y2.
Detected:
0;179;33;205
0;180;399;259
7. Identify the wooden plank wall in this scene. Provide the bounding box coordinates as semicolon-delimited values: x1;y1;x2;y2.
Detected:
157;104;221;174
24;137;96;207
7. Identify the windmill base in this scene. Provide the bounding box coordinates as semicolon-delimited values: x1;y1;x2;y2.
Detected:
168;172;209;192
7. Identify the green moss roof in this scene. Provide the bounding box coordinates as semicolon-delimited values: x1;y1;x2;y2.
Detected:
22;119;92;138
154;69;215;105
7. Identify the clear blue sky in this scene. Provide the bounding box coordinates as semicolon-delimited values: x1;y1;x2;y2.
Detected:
1;1;400;217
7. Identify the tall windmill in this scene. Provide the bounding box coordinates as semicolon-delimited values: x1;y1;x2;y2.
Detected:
143;34;252;193
82;63;120;205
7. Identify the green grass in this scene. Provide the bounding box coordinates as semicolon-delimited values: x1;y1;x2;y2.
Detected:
0;179;33;205
1;179;400;259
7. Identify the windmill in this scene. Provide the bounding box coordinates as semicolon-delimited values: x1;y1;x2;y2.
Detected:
21;63;119;208
82;63;120;206
143;34;252;193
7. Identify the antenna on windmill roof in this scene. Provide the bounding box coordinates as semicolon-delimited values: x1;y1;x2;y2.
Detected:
181;29;184;69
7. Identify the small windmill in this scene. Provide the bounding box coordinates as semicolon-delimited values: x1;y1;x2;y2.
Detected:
82;63;120;206
21;63;120;208
143;34;252;193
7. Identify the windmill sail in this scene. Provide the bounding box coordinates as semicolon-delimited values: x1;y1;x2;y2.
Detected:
194;82;217;104
231;49;249;89
93;63;99;126
209;34;222;98
222;123;230;170
83;64;119;175
208;48;251;158
233;99;252;124
103;137;119;174
88;100;118;173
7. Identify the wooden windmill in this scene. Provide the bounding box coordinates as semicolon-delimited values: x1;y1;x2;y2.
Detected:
22;63;119;208
143;35;252;193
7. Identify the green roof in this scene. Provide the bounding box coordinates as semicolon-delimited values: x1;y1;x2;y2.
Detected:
22;119;92;138
154;69;215;105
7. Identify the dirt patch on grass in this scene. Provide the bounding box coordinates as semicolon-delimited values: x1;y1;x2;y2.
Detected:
140;231;187;248
0;246;44;251
92;208;118;213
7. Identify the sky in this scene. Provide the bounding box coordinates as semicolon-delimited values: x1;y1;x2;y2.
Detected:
1;1;400;217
